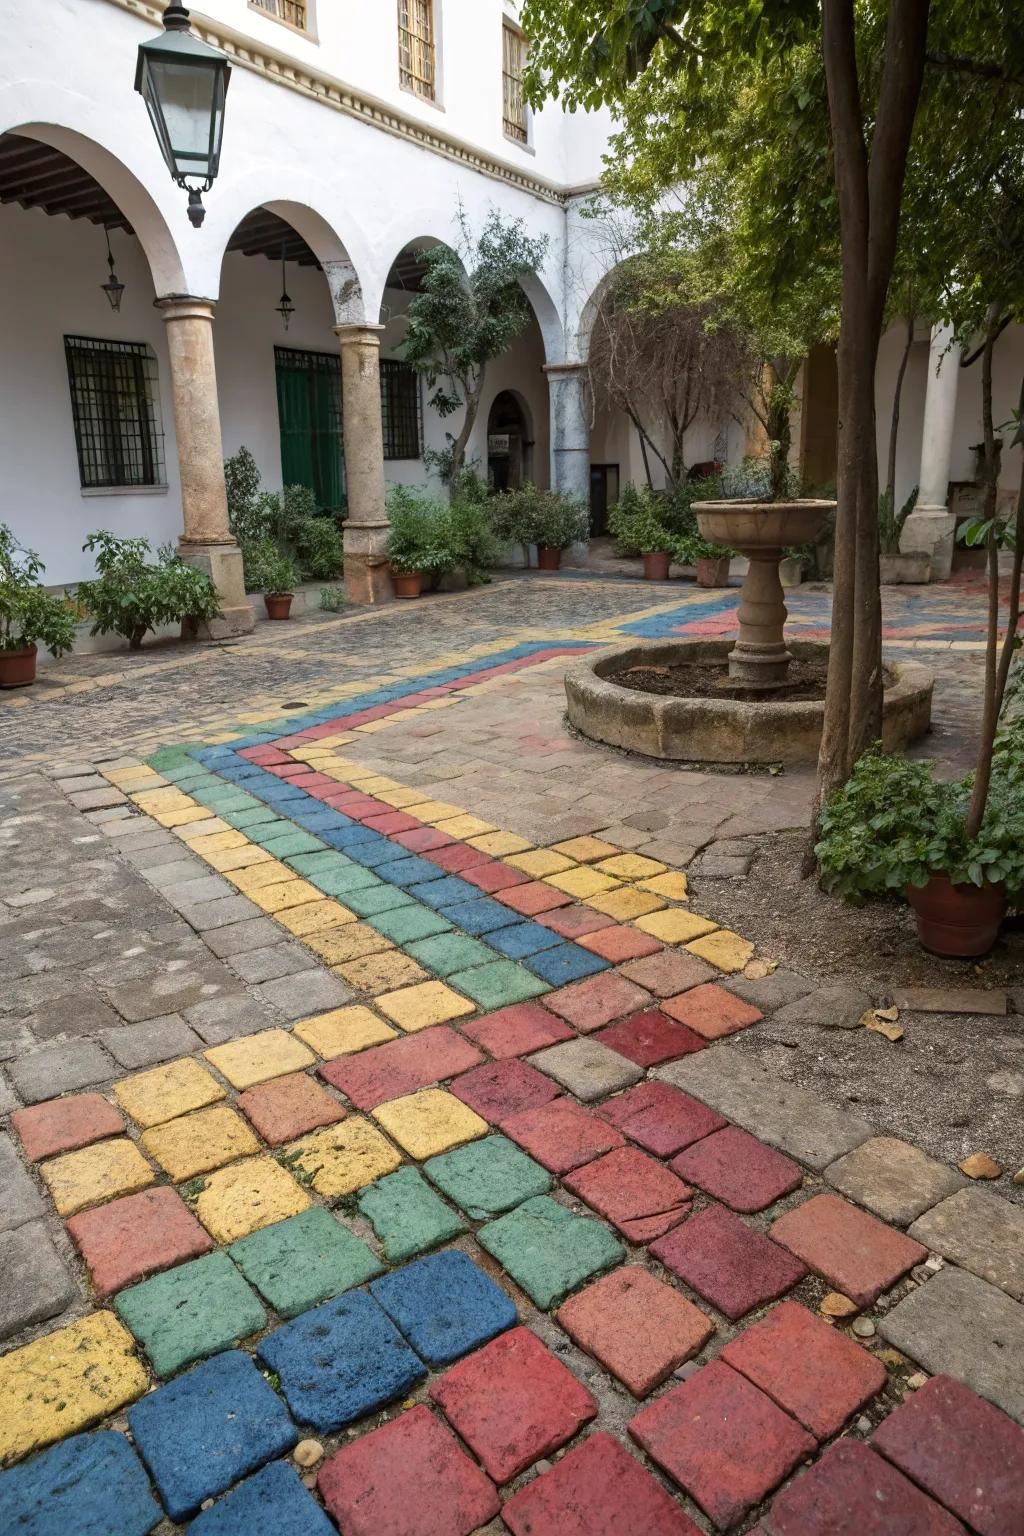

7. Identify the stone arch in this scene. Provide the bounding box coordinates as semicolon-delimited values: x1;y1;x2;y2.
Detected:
211;194;368;324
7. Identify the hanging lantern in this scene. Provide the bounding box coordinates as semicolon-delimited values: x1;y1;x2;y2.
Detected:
101;230;125;313
135;3;231;229
276;247;295;330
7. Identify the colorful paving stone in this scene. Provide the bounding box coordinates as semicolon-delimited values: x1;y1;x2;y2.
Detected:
236;1072;345;1144
67;1185;214;1299
528;1038;644;1101
478;1194;625;1309
372;1089;487;1159
635;909;718;945
662;983;764;1040
501;1430;704;1536
112;1057;225;1128
460;1001;573;1057
11;1094;124;1162
229;1207;383;1316
424;1134;551;1219
543;972;653;1032
284;1117;403;1198
525;941;610;986
672;1126;803;1213
503;1097;626;1173
597;1008;707;1067
127;1351;297;1523
597;1080;729;1156
333;949;429;992
189;1460;336;1536
448;957;552;1009
497;881;573;916
537;905;615;937
771;1193;927;1308
318;1404;500;1536
651;1206;808;1321
292;1004;397;1056
586;886;666;920
321;1024;482;1109
114;1250;267;1377
193;1155;313;1243
0;1431;161;1536
764;1440;967;1536
450;1058;561;1125
203;1029;315;1089
375;979;476;1031
371;1249;518;1365
686;929;756;973
404;931;495;976
565;1146;693;1243
40;1138;156;1217
257;1291;426;1432
620;949;718;998
141;1104;260;1180
558;1266;715;1397
576;924;663;962
358;1165;468;1261
431;1325;597;1482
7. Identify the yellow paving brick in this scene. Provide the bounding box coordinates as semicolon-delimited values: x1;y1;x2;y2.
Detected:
372;1090;487;1160
403;800;464;825
132;788;195;813
374;786;428;808
308;922;393;963
293;1005;398;1057
41;1139;156;1216
302;927;381;966
250;878;322;913
228;861;295;894
686;929;755;973
433;814;494;839
0;1312;149;1463
375;980;476;1032
154;805;214;829
635;909;719;945
285;1118;402;1199
550;836;620;863
543;867;621;898
585;887;667;920
194;1156;312;1244
142;1105;260;1181
352;719;394;734
505;849;577;878
172;815;232;841
638;871;690;901
105;766;161;788
333;951;429;994
596;854;668;881
202;844;273;874
467;831;533;856
274;902;357;941
352;775;400;792
113;1057;225;1128
184;829;248;853
204;1028;315;1089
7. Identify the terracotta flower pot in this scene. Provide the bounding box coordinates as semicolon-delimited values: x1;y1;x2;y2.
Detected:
696;555;731;588
905;873;1007;958
643;550;671;581
264;593;293;620
0;644;38;688
537;546;562;571
392;570;423;599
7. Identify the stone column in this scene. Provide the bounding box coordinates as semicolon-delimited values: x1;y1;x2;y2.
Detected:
335;323;392;604
901;322;961;579
544;362;590;562
156;296;253;637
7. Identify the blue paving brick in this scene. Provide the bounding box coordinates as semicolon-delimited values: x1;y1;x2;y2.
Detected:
321;824;384;850
486;920;565;959
525;943;611;985
257;1290;425;1433
408;875;481;910
380;855;447;887
259;783;308;803
127;1352;297;1523
187;1461;335;1536
369;1249;517;1366
439;896;522;936
0;1431;160;1536
347;839;417;870
289;808;354;832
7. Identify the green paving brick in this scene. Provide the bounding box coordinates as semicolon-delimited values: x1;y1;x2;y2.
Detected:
197;790;261;814
370;903;453;943
247;819;298;845
223;806;282;828
424;1135;551;1221
478;1195;625;1310
343;883;417;917
228;1207;383;1317
406;933;496;978
357;1166;467;1262
289;852;358;877
447;960;550;1011
113;1250;266;1378
257;830;325;858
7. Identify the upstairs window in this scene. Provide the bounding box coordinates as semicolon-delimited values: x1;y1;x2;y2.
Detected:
502;23;528;142
250;0;309;33
64;336;165;490
398;0;436;101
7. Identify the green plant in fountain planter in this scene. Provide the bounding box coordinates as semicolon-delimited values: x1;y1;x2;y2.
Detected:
0;525;77;658
75;532;221;651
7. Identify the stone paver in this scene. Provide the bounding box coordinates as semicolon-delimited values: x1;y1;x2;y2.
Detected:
237;1070;345;1144
67;1185;214;1298
651;1206;808;1320
478;1194;625;1309
662;982;762;1040
372;1088;487;1159
189;1461;336;1535
771;1193;927;1307
620;950;717;999
424;1134;551;1219
0;1221;76;1339
114;1249;266;1377
558;1265;714;1397
501;1430;703;1536
358;1165;468;1261
112;1057;225;1128
826;1136;968;1227
203;1028;315;1088
321;1024;482;1109
529;1038;644;1101
459;1001;573;1057
40;1138;156;1216
502;1097;626;1173
908;1187;1024;1302
596;1008;706;1067
564;1146;693;1242
375;979;476;1031
193;1155;312;1243
0;1132;47;1230
0;1430;160;1536
597;1080;728;1156
371;1249;517;1365
285;1116;403;1198
542;972;652;1031
100;1014;205;1070
11;1093;124;1161
672;1126;803;1213
764;1439;967;1535
141;1104;260;1180
771;983;873;1032
229;1206;383;1316
449;1057;561;1125
293;1003;397;1056
8;1040;115;1104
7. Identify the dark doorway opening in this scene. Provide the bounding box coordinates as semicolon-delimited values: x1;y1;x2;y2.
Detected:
589;463;620;535
487;390;533;490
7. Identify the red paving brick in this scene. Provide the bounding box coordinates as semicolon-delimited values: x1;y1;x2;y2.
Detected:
619;950;717;998
423;843;493;873
771;1194;927;1308
671;1126;803;1213
392;827;457;852
502;1097;626;1174
237;1071;346;1145
543;973;653;1032
320;1025;483;1110
12;1093;124;1161
597;1081;728;1157
651;1206;808;1321
764;1440;968;1535
871;1374;1024;1536
565;1146;693;1243
661;983;763;1039
497;881;573;915
536;906;616;938
449;1058;561;1126
461;861;529;892
631;1360;815;1531
721;1300;886;1439
66;1186;215;1298
576;926;664;963
318;1405;499;1536
460;1002;573;1058
430;1326;597;1483
558;1265;714;1397
362;811;428;835
596;1009;706;1068
501;1431;704;1536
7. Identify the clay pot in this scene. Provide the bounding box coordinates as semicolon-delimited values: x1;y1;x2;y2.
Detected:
643;550;671;581
537;546;562;571
905;873;1007;957
263;593;294;620
392;570;423;599
0;644;38;688
696;555;731;588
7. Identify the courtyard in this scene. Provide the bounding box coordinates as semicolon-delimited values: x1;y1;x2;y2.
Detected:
1;569;1022;1533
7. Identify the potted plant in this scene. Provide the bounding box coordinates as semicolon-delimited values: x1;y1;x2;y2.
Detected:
261;551;300;619
608;493;679;579
685;533;734;588
386;489;448;598
0;525;77;687
531;490;589;570
75;532;222;649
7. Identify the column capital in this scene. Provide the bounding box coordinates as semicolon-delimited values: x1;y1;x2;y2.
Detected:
154;295;218;324
334;322;386;345
542;360;586;378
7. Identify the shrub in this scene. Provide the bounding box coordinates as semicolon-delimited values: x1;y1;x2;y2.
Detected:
260;551;301;596
0;525;77;657
386;487;452;576
445;495;500;585
319;586;347;612
75;532;220;650
491;483;589;561
223;448;343;587
609;486;684;558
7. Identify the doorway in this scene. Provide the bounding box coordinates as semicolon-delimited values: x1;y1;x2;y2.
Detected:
589;463;620;535
487;390;533;490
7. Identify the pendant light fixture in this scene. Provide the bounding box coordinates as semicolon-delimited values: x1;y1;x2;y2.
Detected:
276;244;295;330
101;230;125;312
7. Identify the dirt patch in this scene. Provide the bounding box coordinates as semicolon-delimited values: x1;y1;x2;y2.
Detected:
690;829;1024;1199
607;658;830;703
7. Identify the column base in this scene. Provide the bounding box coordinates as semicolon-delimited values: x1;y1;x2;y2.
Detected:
900;507;956;581
727;642;793;688
344;523;394;606
178;541;254;638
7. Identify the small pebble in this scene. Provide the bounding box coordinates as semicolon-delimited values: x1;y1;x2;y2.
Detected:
852;1317;876;1339
911;1264;932;1285
200;1500;215;1512
925;1253;944;1272
302;1474;318;1491
959;1151;1003;1180
535;1460;553;1475
294;1439;324;1468
856;1416;872;1435
819;1291;858;1319
1014;1167;1024;1186
905;1372;928;1390
673;1359;701;1381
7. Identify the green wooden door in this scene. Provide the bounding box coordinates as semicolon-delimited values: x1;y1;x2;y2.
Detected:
274;347;345;511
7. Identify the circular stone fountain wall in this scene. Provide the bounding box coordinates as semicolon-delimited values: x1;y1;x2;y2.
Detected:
565;639;933;765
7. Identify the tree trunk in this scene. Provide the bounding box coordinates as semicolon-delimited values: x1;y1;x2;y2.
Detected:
449;381;482;484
